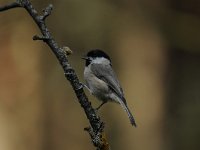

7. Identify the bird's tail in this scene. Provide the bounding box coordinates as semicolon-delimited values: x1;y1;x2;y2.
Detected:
118;99;137;127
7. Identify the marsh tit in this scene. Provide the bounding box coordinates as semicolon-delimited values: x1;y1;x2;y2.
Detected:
82;49;136;127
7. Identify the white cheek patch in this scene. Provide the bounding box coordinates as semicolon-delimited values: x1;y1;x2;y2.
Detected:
92;57;111;65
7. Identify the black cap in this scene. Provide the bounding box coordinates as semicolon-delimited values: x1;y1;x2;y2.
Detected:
87;49;110;60
83;49;111;66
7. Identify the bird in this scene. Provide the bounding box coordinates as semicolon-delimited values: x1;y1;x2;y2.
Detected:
82;49;136;127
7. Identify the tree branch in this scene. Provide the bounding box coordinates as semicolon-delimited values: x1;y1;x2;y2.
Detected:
0;0;109;149
0;2;20;11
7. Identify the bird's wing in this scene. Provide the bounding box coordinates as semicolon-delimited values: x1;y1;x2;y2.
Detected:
90;63;126;104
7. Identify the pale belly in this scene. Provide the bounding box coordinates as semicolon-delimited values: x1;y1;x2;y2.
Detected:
84;69;110;101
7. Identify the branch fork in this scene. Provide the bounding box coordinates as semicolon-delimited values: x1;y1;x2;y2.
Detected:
41;4;53;20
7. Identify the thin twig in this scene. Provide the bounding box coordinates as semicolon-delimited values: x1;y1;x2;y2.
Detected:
0;2;20;11
41;4;53;20
0;0;109;150
33;35;50;41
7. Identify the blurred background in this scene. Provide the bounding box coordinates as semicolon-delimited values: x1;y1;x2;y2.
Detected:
0;0;200;150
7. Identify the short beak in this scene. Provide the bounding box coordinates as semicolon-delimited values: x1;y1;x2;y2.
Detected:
81;56;89;60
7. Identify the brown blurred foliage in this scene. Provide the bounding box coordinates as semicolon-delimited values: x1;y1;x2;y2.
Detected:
0;0;200;150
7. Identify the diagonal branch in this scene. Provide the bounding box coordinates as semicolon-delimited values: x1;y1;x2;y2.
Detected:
0;0;109;150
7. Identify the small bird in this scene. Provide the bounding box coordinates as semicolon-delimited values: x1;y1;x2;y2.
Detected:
82;49;136;127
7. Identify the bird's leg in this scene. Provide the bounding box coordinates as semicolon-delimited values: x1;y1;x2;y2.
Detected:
96;101;107;111
80;82;107;111
79;82;92;93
